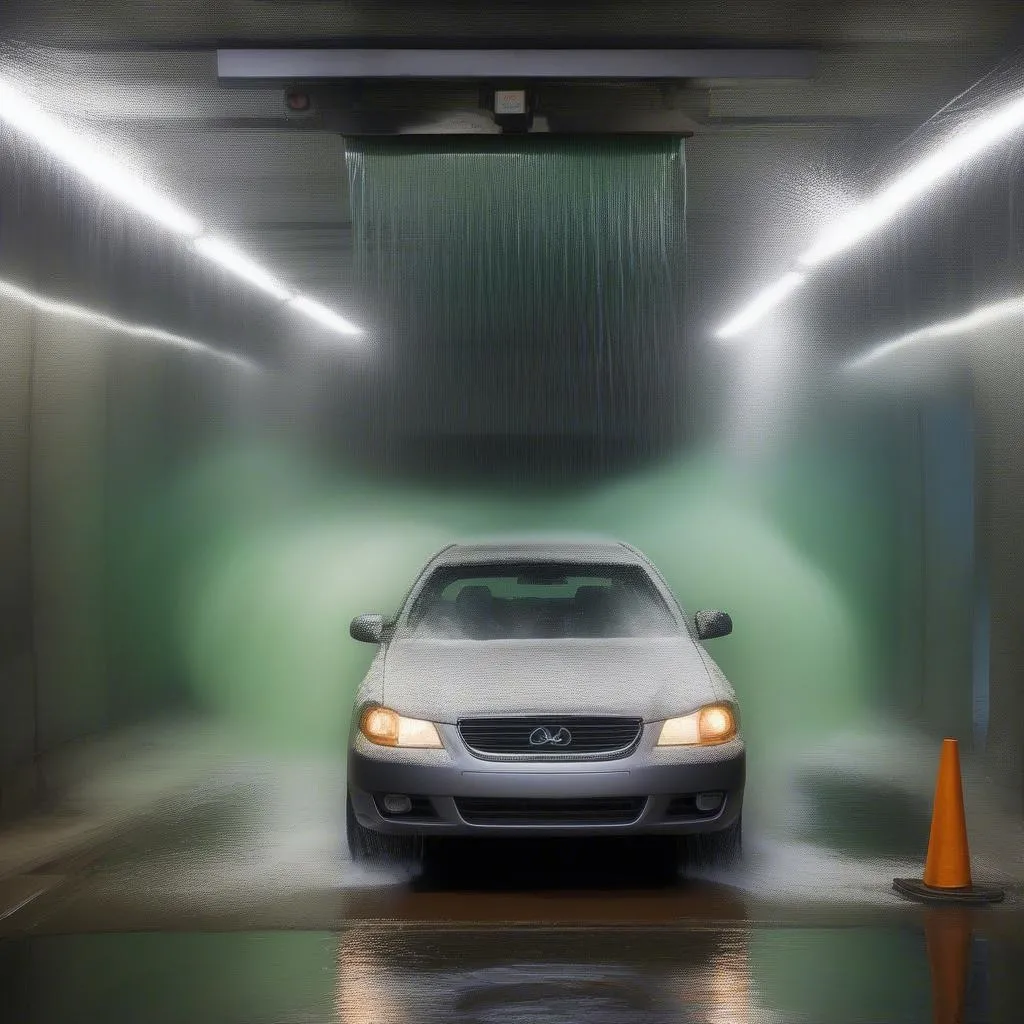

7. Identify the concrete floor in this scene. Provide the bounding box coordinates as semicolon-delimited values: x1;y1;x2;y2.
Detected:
1;728;1023;1021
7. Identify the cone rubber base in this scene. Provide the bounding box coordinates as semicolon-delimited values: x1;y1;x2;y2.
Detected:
893;877;1004;904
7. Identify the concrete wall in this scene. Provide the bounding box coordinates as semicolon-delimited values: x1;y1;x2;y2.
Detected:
972;324;1024;811
0;284;264;818
0;125;279;818
31;311;110;752
0;293;36;816
919;385;977;743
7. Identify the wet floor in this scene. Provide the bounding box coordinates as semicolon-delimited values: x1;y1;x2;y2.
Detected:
1;916;1020;1023
1;762;1022;1021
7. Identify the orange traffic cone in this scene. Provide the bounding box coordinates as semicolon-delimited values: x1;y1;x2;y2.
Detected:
924;908;973;1024
893;738;1003;903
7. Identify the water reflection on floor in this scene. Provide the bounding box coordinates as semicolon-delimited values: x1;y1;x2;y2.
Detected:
1;914;1017;1024
1;748;1021;1022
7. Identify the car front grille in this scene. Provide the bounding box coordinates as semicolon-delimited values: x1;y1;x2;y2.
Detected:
458;716;643;757
454;797;646;826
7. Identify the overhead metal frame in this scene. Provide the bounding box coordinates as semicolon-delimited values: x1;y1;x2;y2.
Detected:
217;48;817;83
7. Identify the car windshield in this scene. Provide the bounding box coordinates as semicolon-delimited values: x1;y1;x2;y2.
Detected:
406;561;679;639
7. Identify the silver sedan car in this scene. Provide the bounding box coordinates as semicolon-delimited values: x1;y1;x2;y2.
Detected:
346;539;744;866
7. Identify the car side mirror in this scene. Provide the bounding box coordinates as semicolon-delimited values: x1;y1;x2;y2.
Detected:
695;609;732;641
350;613;386;644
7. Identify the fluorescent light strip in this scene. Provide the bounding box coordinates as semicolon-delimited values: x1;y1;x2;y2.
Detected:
714;271;806;340
847;293;1024;370
195;235;292;302
802;92;1024;267
0;77;202;237
288;295;362;337
0;73;362;338
0;277;261;373
716;91;1024;340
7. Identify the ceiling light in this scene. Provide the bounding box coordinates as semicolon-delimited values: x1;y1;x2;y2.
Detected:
801;92;1024;267
714;271;806;340
0;74;363;341
0;276;260;372
195;235;292;302
0;76;202;237
847;293;1024;370
289;296;362;337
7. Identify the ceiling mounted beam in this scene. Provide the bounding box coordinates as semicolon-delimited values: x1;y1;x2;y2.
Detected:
217;48;816;83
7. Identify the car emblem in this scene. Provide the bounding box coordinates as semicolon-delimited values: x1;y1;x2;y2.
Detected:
529;726;572;747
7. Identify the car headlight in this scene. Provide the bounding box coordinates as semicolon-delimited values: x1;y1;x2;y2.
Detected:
656;704;737;746
359;706;444;748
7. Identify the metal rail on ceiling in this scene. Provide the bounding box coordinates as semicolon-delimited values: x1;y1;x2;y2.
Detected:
217;48;817;82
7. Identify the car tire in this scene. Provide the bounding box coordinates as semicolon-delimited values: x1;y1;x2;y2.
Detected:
682;815;743;871
346;792;423;868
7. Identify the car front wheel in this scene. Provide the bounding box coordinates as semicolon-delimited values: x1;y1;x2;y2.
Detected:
681;815;743;871
346;792;423;868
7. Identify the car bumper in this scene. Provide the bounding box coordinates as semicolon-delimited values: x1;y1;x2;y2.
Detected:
348;729;745;838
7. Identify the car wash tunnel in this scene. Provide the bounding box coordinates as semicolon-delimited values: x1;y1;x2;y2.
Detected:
4;2;1024;1021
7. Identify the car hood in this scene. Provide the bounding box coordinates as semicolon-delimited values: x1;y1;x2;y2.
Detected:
381;636;730;723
